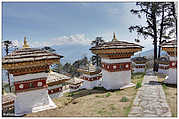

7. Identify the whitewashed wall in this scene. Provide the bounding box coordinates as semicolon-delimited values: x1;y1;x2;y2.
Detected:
101;58;131;90
15;88;56;116
102;69;131;90
164;68;177;84
133;68;145;73
164;56;177;84
158;69;168;74
49;92;63;99
81;80;101;89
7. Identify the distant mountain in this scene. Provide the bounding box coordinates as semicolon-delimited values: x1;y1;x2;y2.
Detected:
133;48;168;58
52;44;92;64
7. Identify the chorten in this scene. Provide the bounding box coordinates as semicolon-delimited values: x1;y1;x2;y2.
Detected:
131;56;148;73
67;77;84;92
90;33;143;90
47;71;71;99
2;37;63;115
157;56;169;74
78;63;102;89
161;40;177;84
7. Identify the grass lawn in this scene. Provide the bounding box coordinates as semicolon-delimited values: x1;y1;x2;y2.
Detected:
26;73;145;117
157;73;177;117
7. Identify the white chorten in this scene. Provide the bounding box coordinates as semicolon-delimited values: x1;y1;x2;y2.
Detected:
2;38;63;115
132;56;148;73
157;56;169;74
78;63;102;89
90;33;143;90
161;40;177;84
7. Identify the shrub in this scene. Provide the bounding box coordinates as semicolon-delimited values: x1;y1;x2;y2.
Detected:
162;84;167;90
105;92;111;97
95;95;105;98
136;81;142;89
120;96;129;102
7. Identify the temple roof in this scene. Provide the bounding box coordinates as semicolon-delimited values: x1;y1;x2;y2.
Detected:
90;40;144;50
90;33;143;58
157;56;169;63
2;93;16;105
90;33;143;51
66;77;84;85
131;56;148;63
161;40;177;48
2;48;63;64
78;63;101;75
47;71;71;84
3;38;63;65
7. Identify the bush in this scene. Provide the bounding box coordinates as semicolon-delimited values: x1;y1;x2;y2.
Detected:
136;81;142;89
120;96;129;102
105;92;111;97
162;84;167;90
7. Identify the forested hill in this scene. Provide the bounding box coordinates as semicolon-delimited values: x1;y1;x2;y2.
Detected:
52;56;89;77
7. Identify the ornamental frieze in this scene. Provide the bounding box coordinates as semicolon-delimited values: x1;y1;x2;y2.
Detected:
101;62;131;72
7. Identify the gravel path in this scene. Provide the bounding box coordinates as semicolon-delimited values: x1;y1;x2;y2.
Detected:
128;72;172;117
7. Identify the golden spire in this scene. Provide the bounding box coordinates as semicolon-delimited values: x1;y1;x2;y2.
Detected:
23;36;29;48
112;32;118;42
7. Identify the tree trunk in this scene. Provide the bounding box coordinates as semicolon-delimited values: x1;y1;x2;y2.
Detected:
152;3;158;72
158;5;165;59
96;54;99;67
5;44;11;92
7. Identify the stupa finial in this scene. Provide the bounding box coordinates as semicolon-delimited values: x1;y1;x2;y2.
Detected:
112;32;118;42
23;36;30;48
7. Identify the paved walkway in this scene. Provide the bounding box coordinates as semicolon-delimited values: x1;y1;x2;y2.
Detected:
128;73;172;117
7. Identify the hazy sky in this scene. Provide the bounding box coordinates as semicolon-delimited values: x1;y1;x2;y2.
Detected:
2;2;154;51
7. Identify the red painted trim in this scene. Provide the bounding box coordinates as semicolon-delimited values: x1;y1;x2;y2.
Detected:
48;87;62;94
101;62;131;72
69;85;81;89
14;78;47;91
135;65;145;68
159;66;169;70
82;75;102;81
169;61;177;68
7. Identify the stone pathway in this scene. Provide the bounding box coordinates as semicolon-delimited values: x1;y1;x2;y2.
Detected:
128;74;172;117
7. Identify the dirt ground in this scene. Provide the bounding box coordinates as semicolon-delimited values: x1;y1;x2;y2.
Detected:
157;73;177;117
26;73;144;117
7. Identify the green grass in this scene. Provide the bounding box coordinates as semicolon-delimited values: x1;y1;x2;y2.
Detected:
105;92;111;97
120;96;129;102
95;95;105;98
162;84;167;90
124;105;131;116
131;72;145;85
136;81;142;89
96;92;111;98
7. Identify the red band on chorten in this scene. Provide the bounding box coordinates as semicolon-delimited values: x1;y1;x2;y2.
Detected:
135;65;145;68
48;87;62;94
159;66;169;70
82;75;102;81
14;78;47;92
169;61;177;68
101;62;131;72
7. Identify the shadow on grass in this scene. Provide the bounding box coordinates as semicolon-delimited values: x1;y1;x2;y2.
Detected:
144;81;162;85
64;87;121;99
143;81;177;88
161;83;177;88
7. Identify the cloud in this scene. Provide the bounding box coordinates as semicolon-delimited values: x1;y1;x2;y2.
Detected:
30;34;91;48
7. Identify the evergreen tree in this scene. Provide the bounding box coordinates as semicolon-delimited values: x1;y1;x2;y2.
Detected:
129;2;176;72
91;37;104;67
